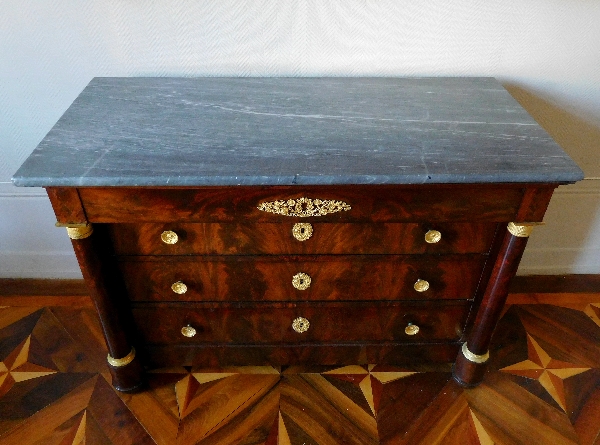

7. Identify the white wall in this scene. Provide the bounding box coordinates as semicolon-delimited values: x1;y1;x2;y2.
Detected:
1;0;599;278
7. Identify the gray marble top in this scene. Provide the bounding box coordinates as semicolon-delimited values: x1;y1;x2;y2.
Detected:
13;77;583;187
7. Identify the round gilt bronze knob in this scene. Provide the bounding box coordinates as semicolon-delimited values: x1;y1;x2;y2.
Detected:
292;272;311;290
292;222;313;241
413;279;430;292
424;229;442;244
161;230;179;245
405;323;420;336
171;281;188;294
181;325;197;337
292;317;310;333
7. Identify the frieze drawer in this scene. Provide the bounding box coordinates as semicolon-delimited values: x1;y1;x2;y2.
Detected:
77;185;525;223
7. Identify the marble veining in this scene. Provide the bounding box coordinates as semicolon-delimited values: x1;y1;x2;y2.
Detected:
12;77;583;187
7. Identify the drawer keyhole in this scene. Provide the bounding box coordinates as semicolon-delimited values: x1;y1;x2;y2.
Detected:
292;223;313;241
292;317;310;333
292;272;311;290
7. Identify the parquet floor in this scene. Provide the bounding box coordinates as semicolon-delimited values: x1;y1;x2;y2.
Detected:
0;299;599;444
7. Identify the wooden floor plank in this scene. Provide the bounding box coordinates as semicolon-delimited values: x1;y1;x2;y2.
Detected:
280;374;379;445
506;292;600;305
117;372;183;445
175;373;280;445
509;275;600;295
0;376;97;445
466;372;580;445
0;296;93;308
196;387;280;445
0;279;88;297
86;376;155;445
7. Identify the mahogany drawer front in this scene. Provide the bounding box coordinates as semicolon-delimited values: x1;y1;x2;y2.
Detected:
119;255;486;302
79;184;525;223
131;301;469;345
109;222;497;255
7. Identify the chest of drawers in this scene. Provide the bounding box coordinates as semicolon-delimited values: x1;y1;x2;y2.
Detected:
13;78;583;392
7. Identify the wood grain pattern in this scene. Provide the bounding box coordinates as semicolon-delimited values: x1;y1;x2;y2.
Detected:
0;300;599;444
78;185;526;223
130;301;469;345
514;185;557;222
118;254;486;302
46;187;87;225
109;222;498;255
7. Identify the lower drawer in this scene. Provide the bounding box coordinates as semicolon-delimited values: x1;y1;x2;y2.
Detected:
131;301;469;345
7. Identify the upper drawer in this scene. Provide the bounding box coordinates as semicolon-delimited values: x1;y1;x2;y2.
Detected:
109;222;498;255
118;254;487;302
78;184;525;223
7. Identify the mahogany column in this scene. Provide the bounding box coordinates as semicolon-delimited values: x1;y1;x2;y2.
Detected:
66;224;143;392
452;222;534;387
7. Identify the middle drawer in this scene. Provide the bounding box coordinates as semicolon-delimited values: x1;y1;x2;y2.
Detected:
118;255;487;302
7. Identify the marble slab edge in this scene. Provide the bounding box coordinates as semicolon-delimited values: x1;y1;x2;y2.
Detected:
12;171;584;188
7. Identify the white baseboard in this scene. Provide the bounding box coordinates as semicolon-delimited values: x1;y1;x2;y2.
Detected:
519;247;600;275
0;195;80;278
0;252;81;279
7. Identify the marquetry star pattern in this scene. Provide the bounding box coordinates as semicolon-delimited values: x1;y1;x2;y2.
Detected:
57;411;87;445
323;364;419;417
169;364;427;440
0;335;57;398
161;364;399;443
276;411;292;445
173;366;281;419
584;303;600;328
469;409;495;445
500;334;590;412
